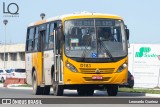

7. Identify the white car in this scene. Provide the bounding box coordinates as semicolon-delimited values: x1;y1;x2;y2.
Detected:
0;69;7;83
7;68;26;78
5;69;13;78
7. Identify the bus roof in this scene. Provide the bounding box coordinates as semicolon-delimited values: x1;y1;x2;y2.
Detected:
28;12;122;27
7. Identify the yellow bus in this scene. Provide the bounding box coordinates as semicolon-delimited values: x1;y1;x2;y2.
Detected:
25;12;129;96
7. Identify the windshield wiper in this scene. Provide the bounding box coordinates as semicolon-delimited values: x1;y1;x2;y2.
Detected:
97;39;114;61
81;36;92;61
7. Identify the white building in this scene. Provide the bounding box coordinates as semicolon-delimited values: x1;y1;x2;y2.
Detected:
0;44;25;69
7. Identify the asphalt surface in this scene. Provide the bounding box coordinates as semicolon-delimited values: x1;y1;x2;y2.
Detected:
0;86;149;98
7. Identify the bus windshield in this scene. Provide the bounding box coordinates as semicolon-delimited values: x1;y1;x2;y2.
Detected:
64;19;127;58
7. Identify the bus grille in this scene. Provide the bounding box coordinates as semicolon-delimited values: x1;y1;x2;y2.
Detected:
84;77;110;81
80;68;115;74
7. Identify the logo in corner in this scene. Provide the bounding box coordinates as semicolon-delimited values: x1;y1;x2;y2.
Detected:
3;2;19;17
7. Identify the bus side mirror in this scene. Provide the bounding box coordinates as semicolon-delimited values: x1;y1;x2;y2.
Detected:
125;29;129;40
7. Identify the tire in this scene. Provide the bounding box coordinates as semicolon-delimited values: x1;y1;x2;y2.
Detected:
1;77;5;83
53;82;63;96
43;86;50;95
128;80;134;88
77;86;94;96
128;85;133;88
77;88;86;96
52;71;63;96
32;71;43;95
86;89;94;96
107;84;118;96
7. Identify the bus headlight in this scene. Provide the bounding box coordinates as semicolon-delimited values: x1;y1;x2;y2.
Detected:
66;61;78;72
117;63;127;72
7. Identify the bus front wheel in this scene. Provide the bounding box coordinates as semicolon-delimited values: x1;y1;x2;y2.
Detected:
53;82;63;96
77;86;94;96
107;84;118;96
52;72;63;96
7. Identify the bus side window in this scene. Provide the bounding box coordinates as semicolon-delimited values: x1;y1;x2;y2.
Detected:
34;26;39;51
27;27;34;52
26;29;29;52
48;22;54;49
45;24;50;50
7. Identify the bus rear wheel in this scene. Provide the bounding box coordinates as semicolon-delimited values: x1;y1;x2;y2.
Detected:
32;71;43;95
107;84;118;96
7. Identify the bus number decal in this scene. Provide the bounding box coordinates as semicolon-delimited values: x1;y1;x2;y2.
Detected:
80;64;91;68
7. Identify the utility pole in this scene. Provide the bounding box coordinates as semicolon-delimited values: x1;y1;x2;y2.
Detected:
3;19;8;69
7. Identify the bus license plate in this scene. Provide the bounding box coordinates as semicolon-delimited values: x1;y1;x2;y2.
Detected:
92;75;103;80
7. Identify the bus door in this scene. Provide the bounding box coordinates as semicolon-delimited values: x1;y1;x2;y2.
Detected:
53;28;63;83
39;24;46;85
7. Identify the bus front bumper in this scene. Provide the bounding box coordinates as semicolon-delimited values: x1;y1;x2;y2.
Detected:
63;69;127;85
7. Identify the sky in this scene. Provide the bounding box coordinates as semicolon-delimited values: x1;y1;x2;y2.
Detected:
0;0;160;44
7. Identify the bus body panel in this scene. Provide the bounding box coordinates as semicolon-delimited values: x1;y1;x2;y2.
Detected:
43;50;54;85
63;54;128;85
26;53;32;85
32;52;42;86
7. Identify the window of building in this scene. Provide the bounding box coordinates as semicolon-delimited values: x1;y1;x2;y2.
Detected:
5;53;8;61
10;53;17;61
0;53;4;61
19;52;25;61
0;53;8;61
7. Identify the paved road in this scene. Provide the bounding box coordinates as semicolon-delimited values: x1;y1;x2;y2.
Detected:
0;86;148;98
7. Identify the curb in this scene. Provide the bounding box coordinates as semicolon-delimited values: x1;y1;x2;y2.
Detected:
7;84;32;90
3;78;26;87
0;83;3;87
145;93;160;97
7;86;32;90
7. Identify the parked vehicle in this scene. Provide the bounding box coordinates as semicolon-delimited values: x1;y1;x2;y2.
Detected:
119;71;134;88
7;68;26;78
0;69;7;83
5;69;13;78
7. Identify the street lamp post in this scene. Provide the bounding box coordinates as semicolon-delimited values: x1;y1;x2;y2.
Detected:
3;19;8;70
40;13;45;20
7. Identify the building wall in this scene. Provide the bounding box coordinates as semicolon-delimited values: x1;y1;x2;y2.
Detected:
0;44;25;69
